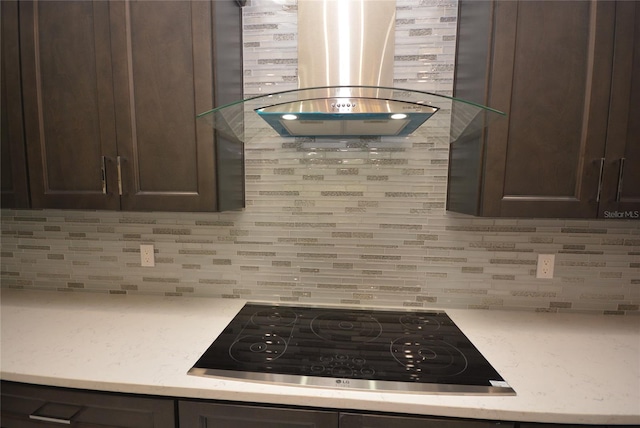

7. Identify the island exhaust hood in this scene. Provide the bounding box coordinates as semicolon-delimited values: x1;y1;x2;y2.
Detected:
196;0;504;143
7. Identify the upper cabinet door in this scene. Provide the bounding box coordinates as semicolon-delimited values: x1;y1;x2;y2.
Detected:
598;1;640;219
109;0;218;212
485;0;614;218
19;0;120;210
1;0;30;209
16;0;243;212
449;0;618;218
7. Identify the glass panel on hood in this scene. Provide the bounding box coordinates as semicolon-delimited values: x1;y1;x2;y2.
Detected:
197;85;505;144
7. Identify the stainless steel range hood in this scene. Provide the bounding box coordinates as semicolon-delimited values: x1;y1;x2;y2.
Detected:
196;0;505;143
255;0;439;137
256;98;439;137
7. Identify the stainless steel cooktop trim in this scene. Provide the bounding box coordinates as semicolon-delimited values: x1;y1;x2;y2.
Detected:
243;301;448;314
187;367;516;395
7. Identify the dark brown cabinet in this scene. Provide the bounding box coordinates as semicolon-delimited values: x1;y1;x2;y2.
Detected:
597;1;640;219
1;383;627;428
19;0;118;211
179;401;338;427
340;413;513;428
1;381;175;427
15;0;244;212
448;0;639;219
178;401;514;428
519;424;634;428
1;0;30;209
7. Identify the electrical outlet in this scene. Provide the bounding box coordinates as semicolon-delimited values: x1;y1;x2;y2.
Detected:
536;254;555;279
140;244;155;267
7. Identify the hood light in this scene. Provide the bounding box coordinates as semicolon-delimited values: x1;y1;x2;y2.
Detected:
282;114;298;120
391;113;407;120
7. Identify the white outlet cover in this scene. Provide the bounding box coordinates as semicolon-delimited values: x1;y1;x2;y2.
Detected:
536;254;555;279
140;244;155;267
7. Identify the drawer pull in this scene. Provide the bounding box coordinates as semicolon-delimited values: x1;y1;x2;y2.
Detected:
616;157;625;202
101;156;107;194
29;402;83;424
117;155;123;196
596;157;605;203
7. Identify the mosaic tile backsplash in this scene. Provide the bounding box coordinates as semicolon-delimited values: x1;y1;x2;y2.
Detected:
1;0;638;314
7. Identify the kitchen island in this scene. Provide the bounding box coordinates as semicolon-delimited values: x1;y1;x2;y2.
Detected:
1;289;638;425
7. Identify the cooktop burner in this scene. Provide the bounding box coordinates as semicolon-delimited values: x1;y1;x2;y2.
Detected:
188;303;515;395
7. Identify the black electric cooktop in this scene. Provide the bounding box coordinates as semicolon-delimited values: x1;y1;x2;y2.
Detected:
188;303;515;395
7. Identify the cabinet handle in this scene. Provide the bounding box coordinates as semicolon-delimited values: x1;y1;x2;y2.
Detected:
117;156;123;196
29;402;83;424
616;158;625;202
596;158;605;203
101;156;107;194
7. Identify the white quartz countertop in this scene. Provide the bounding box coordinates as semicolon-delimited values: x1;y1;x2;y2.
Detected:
1;289;639;425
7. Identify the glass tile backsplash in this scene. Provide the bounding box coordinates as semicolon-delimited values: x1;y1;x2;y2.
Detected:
1;0;638;314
